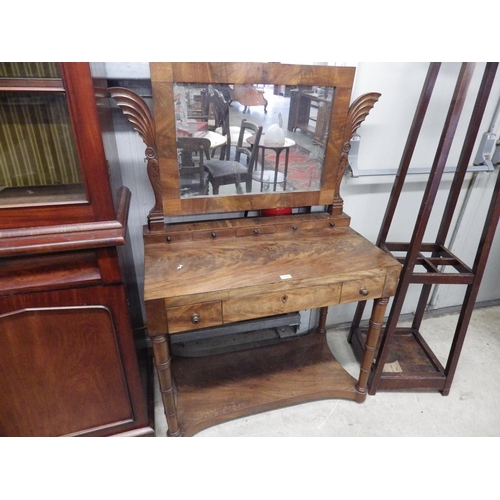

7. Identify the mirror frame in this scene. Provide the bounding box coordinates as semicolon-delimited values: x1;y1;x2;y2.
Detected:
150;62;355;217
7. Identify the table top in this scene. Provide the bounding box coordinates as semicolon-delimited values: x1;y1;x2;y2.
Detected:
176;121;208;137
248;134;296;150
143;216;401;305
176;122;225;149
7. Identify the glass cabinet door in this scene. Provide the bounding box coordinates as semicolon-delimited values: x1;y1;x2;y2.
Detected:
0;63;86;208
0;62;61;78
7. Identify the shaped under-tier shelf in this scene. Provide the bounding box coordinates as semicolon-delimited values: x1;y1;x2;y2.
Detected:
172;333;359;436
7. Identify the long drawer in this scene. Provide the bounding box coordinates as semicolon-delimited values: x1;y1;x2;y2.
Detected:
224;283;341;324
165;276;386;334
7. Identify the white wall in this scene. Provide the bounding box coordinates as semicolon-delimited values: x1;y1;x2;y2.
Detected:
106;62;500;331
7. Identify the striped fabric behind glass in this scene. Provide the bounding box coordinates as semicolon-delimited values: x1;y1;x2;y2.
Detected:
0;92;82;188
0;62;60;78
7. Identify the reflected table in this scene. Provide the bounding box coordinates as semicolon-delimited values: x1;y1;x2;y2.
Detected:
177;121;226;157
248;135;296;191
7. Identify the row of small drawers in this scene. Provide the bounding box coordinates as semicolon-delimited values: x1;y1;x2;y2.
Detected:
165;276;385;334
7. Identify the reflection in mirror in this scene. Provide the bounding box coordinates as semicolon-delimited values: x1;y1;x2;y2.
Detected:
173;82;334;199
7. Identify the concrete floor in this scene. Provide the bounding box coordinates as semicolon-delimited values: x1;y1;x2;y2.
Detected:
154;304;500;437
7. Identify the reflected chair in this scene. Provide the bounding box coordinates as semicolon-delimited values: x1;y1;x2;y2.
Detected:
177;137;211;196
205;119;263;195
206;85;231;160
210;86;254;159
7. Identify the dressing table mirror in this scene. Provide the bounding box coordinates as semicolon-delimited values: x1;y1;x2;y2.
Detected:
110;62;401;436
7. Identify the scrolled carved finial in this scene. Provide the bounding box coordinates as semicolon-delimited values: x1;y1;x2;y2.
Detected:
108;87;157;150
344;92;381;144
108;86;163;230
332;92;381;215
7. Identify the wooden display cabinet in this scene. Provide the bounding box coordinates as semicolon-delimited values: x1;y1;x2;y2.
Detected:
288;88;333;145
0;63;153;436
111;62;400;436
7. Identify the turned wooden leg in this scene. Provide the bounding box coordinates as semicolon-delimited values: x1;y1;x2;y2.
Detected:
354;297;389;402
317;306;328;334
151;334;181;437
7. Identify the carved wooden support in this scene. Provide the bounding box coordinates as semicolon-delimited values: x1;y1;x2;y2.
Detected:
151;334;181;437
108;87;164;231
355;296;389;401
331;92;381;214
317;306;328;334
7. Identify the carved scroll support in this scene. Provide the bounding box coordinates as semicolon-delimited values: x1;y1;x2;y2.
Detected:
331;92;381;215
151;334;181;437
354;296;389;402
108;87;164;231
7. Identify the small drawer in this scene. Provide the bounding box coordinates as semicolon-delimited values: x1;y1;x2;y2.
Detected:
340;277;385;303
166;301;222;334
192;228;235;240
274;221;315;233
223;283;341;323
236;226;276;237
164;232;192;244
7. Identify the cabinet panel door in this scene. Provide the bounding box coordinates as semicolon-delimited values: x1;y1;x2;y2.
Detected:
0;306;132;436
0;285;150;437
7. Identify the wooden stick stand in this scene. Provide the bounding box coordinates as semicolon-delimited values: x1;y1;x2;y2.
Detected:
349;62;500;395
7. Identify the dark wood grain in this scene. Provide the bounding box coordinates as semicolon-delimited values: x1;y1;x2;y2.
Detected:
172;333;358;436
0;63;117;230
0;63;153;437
144;223;400;306
144;216;400;435
149;62;355;218
0;251;100;295
0;285;151;437
136;62;402;436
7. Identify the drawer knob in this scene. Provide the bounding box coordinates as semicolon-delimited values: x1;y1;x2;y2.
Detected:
191;313;201;324
281;294;288;303
359;287;369;296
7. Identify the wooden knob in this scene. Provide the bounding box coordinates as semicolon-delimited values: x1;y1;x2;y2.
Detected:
191;313;200;324
359;287;369;296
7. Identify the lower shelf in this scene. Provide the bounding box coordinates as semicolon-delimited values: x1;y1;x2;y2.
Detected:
172;333;360;436
350;327;447;394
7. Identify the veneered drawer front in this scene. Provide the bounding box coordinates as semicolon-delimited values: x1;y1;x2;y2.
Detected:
340;276;385;304
166;301;222;334
223;283;341;323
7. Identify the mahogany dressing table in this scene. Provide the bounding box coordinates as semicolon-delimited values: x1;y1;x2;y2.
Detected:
110;62;400;437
